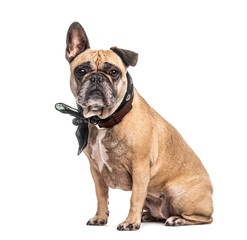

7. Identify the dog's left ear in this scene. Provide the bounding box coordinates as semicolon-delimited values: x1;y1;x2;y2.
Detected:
66;22;90;62
110;46;138;67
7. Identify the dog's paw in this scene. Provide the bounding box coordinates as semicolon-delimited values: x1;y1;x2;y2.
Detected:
117;221;140;231
86;216;108;226
141;211;165;222
141;211;153;222
165;216;185;226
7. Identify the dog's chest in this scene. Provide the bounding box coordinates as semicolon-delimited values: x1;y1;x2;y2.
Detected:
88;127;132;190
91;129;112;172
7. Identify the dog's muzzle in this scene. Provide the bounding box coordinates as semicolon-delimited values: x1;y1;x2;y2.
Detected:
77;73;116;108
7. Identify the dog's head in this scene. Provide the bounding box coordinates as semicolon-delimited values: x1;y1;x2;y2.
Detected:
65;22;138;119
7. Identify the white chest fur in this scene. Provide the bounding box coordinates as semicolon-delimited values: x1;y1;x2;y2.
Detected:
91;129;112;172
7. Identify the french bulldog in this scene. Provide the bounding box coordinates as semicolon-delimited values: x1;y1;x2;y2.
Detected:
64;22;213;231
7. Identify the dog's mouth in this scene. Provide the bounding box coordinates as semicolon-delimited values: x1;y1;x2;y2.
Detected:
88;104;104;112
80;89;105;108
88;89;104;100
78;87;116;106
86;90;104;112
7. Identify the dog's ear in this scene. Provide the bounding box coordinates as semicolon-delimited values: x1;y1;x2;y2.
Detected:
65;22;90;62
110;46;138;67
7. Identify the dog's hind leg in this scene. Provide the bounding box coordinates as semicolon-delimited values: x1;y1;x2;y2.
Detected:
164;183;213;226
141;194;168;222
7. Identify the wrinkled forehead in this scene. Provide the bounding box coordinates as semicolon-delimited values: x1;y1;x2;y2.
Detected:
70;49;127;72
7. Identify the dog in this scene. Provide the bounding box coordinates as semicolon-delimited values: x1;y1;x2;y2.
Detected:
64;22;213;231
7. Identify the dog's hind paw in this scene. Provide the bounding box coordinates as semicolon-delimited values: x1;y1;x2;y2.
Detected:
141;211;165;222
165;216;186;226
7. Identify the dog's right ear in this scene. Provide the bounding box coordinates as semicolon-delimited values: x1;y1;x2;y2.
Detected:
65;22;90;62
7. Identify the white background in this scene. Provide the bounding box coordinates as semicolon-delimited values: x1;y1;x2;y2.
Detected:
0;0;247;239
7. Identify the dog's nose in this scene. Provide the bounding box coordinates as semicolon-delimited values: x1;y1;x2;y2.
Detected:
89;74;103;84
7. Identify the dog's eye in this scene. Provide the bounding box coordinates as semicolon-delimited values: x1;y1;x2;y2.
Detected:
109;70;119;77
76;68;86;77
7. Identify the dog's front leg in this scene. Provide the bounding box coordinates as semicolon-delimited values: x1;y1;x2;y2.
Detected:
87;165;109;226
117;159;150;231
